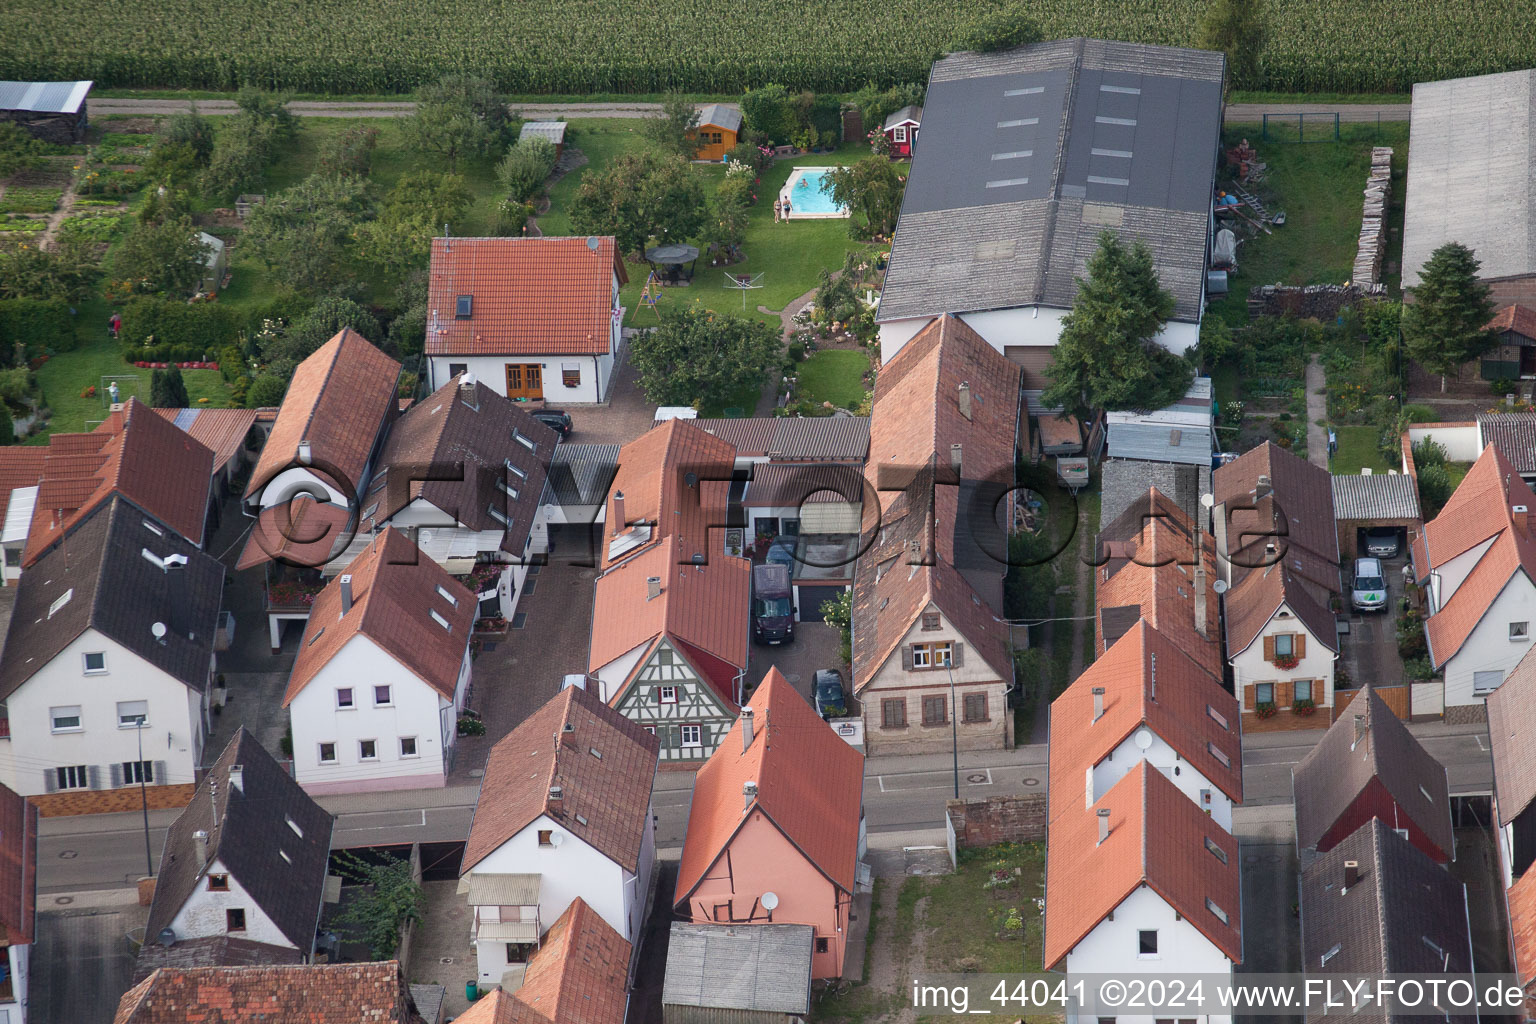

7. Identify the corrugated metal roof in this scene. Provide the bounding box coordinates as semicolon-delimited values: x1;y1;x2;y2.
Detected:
1106;421;1213;465
520;121;568;144
1480;413;1536;475
697;103;743;133
1331;472;1421;521
456;873;541;906
691;417;870;461
663;922;814;1013
2;485;36;544
548;442;619;507
0;80;91;114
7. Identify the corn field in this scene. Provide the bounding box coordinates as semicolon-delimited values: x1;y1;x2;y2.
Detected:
2;0;1534;95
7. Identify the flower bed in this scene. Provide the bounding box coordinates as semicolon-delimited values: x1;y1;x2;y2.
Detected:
267;579;326;608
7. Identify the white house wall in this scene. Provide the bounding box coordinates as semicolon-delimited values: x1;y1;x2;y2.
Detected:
1443;571;1536;707
1230;605;1337;710
1063;886;1233;1024
3;942;28;1024
877;305;1197;367
0;628;203;796
289;634;464;794
1433;536;1498;610
595;641;651;703
428;353;609;405
468;813;633;943
1090;731;1233;832
168;856;297;950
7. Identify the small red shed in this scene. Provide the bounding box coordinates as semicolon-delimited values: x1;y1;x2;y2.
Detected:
882;104;922;158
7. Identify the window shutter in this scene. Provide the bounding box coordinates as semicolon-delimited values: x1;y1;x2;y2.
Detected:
1244;684;1255;711
1263;636;1275;662
1295;633;1307;658
109;763;123;789
901;646;913;671
88;765;104;790
43;768;58;794
952;643;965;668
1277;681;1293;707
153;761;167;785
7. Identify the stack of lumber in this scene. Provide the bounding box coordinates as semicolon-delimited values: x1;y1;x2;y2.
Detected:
1352;148;1393;285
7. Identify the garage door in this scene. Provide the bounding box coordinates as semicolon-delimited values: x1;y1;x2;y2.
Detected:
796;585;845;622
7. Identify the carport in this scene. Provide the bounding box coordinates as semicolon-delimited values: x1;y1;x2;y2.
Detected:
1331;472;1422;562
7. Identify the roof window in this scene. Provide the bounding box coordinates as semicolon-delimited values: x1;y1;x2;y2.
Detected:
430;609;451;631
47;588;73;619
436;584;458;607
513;429;536;451
455;295;473;319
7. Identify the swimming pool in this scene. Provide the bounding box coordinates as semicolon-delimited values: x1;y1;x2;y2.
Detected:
779;167;849;219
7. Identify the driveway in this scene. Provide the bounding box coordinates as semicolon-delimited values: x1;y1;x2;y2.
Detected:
746;614;845;706
1336;549;1407;689
406;879;476;1020
567;352;657;446
30;904;146;1024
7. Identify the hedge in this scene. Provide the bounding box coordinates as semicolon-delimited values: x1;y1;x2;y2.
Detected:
0;298;76;361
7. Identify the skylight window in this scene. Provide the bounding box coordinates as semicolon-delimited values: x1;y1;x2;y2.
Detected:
142;519;163;536
498;479;520;501
575;814;589;826
307;626;325;647
487;504;512;527
286;815;303;838
47;588;73;619
1208;742;1231;767
1205;898;1228;924
589;747;602;759
1204;836;1228;864
436;584;458;607
430;609;451;631
504;459;527;480
455;295;473;319
513;429;536;451
1321;943;1341;966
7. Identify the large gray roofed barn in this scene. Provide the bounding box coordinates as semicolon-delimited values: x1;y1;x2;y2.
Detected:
877;38;1225;325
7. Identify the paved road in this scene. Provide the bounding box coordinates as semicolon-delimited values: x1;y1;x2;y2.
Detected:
89;95;1412;123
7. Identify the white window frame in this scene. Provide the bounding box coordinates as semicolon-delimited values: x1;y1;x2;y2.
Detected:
910;644;932;669
1513;621;1530;641
122;760;153;784
893;125;908;142
50;705;82;733
436;584;458;606
359;739;378;761
659;686;678;704
680;724;702;747
336;687;355;710
55;765;89;790
82;651;107;674
430;609;452;631
400;736;419;758
318;742;338;764
117;700;149;729
373;685;392;707
1474;670;1504;696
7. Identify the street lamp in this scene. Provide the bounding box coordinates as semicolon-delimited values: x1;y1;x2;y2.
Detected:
134;716;153;879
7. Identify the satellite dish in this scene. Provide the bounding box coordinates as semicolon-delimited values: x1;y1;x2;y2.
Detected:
1200;492;1215;508
1213;579;1230;594
151;622;168;640
684;471;699;488
1133;727;1154;750
586;236;600;251
549;832;564;847
158;927;177;948
761;892;780;910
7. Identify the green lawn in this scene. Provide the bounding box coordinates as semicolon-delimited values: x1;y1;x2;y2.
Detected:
797;349;869;411
1330;424;1394;475
1209;122;1409;326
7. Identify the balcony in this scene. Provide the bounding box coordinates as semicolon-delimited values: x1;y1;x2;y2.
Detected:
457;872;541;947
264;574;326;613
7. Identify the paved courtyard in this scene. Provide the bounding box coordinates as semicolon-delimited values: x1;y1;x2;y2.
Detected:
30;902;147;1024
406;879;477;1020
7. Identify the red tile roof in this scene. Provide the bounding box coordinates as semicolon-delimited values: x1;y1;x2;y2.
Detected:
427;237;627;357
463;686;660;874
675;669;864;905
0;446;47;529
1223;559;1339;658
283;528;475;705
1421;444;1536;665
1510;866;1536;988
24;398;213;566
452;899;630;1024
0;781;36;946
234;496;354;571
1488;304;1536;340
113;961;423;1024
152;408;258;473
602;418;737;569
1052;620;1241;802
588;534;750;677
1094;512;1224;679
1043;763;1243;970
246;329;400;502
1213;441;1340;599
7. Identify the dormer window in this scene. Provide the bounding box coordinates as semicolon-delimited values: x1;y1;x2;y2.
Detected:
455;295;473;319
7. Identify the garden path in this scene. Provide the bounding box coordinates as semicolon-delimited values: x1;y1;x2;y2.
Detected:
1306;354;1328;469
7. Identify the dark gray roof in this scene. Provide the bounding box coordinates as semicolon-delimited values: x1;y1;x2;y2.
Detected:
1331;473;1422;522
1099;604;1141;648
0;496;223;700
147;729;334;952
692;417;870;461
878;38;1224;325
132;935;303;983
697;103;742;133
1292;687;1453;857
1488;645;1536;825
662;922;814;1014
0;80;91;114
1299;820;1474;1024
1100;459;1210;535
1479;414;1536;476
883;104;923;130
548;442;620;507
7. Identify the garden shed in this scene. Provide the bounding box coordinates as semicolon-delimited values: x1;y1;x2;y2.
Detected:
519;120;567;157
881;104;922;158
693;104;741;161
0;80;91;142
198;232;227;294
1331;471;1421;561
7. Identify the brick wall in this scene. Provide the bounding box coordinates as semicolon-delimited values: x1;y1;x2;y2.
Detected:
1242;708;1326;733
946;794;1047;848
1332;685;1411;721
29;783;196;818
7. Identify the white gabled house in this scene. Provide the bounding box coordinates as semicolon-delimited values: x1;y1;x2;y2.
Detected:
283;528;476;794
1225;563;1340;728
459;686;659;989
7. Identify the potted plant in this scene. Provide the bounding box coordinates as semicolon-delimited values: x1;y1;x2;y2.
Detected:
1255;701;1277;719
1292;698;1316;717
1274;652;1300;670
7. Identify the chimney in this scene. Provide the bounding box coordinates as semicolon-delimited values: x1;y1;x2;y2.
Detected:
1194;562;1208;638
743;780;758;811
646;576;663;601
1255;474;1272;499
741;706;755;751
227;764;243;794
950;443;963;479
1092;686;1106;722
611;491;626;535
298;440;313;466
193;829;209;867
547;785;564;817
958;381;973;421
1343;859;1360;889
1515;504;1531;534
1096;808;1111;845
339;574;353;615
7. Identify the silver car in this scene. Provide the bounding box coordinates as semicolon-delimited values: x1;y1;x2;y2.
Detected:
1364;526;1401;559
1351;557;1388;612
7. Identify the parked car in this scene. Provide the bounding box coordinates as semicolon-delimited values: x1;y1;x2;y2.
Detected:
813;669;846;719
1363;526;1401;559
751;563;794;645
1351;556;1388;612
531;409;572;437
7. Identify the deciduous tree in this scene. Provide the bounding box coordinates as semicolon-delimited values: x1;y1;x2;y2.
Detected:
497;137;558;203
114;216;211;296
1401;241;1496;392
261;295;381;378
644;93;701;158
1042;231;1192;417
242;174;374;294
570;152;706;255
822;158;903;239
629;305;780;408
403;76;516;169
358;172;472;278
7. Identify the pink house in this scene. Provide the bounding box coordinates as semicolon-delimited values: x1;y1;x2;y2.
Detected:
674;668;865;979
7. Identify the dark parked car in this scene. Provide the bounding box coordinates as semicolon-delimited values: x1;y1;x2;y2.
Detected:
1364;526;1401;559
531;409;572;437
813;669;846;720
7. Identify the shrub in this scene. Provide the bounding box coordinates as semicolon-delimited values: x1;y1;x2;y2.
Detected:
1401;403;1437;423
245;373;289;408
497;137;558;203
1491;376;1520;398
0;298;74;358
1417;462;1453;518
119;295;242;352
1412;436;1448;469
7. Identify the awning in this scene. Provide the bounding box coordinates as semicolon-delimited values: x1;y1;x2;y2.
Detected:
457;873;541;906
477;922;540;943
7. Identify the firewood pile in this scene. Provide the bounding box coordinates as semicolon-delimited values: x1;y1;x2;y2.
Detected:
1247;283;1386;320
1351;148;1393;285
